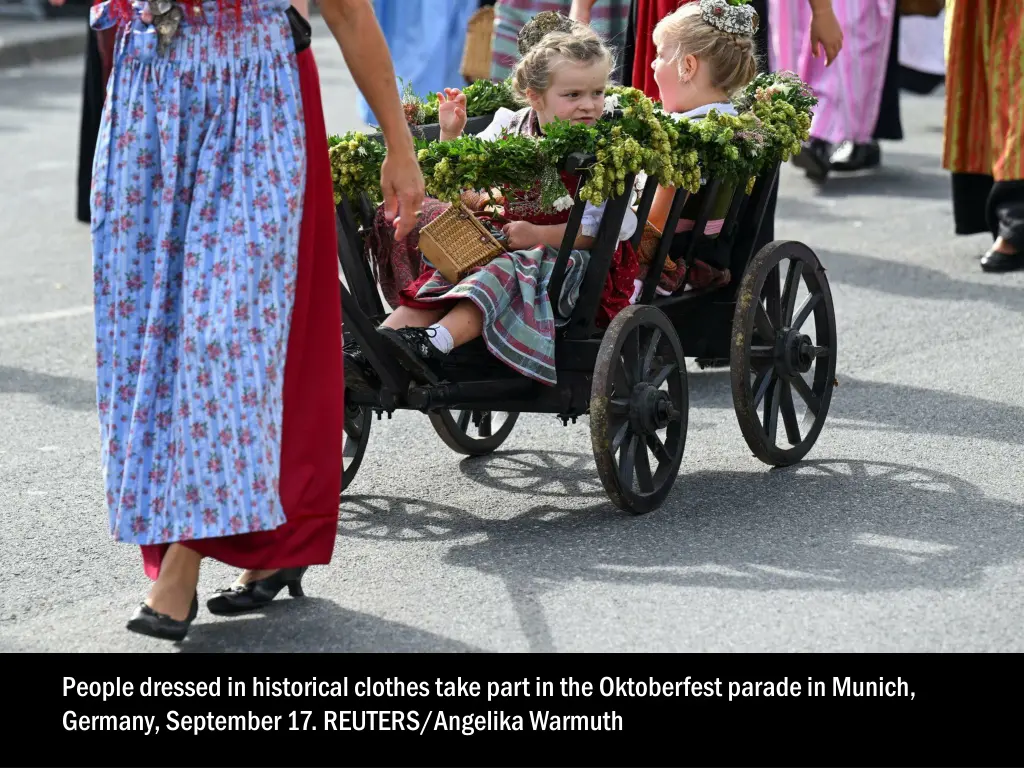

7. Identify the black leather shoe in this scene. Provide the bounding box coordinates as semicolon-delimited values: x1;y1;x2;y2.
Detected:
344;338;381;394
376;326;448;384
980;249;1024;272
126;592;198;641
791;138;831;182
830;140;881;171
206;567;308;615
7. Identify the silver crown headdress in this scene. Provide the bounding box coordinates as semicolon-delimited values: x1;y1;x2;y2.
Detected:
699;0;759;37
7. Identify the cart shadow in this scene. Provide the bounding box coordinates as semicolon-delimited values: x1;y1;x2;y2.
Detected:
339;457;1023;649
818;248;1024;312
680;367;1024;446
176;598;485;653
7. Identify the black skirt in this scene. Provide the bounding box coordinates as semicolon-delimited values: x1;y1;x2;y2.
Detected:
77;23;107;224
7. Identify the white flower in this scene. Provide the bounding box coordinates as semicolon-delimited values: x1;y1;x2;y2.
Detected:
357;146;367;156
552;195;575;211
767;83;792;96
603;94;621;114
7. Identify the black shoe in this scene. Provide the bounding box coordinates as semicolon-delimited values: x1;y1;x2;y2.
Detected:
980;249;1024;273
126;592;198;641
696;357;730;369
376;326;448;384
344;338;381;394
791;138;831;182
206;567;308;615
830;140;881;171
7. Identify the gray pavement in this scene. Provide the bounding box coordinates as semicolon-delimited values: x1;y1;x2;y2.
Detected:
1;20;1023;653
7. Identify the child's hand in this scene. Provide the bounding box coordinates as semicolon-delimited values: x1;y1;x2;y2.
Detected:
438;88;468;140
501;221;539;250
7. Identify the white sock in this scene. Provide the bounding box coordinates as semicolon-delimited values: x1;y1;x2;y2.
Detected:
427;324;454;354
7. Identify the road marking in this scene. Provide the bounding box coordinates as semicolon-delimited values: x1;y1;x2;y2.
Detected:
0;305;93;328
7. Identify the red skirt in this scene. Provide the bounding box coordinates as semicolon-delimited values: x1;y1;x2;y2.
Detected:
139;48;343;579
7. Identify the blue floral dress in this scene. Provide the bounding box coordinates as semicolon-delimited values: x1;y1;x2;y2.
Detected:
89;0;306;546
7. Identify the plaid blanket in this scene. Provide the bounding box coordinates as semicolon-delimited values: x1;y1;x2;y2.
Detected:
410;246;589;386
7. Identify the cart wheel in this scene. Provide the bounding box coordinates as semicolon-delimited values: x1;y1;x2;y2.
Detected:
428;409;519;456
590;305;688;515
342;403;372;491
731;240;837;467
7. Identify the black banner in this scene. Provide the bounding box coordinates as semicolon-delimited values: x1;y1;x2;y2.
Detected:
15;653;1017;766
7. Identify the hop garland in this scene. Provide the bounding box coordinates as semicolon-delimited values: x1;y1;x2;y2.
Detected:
329;72;817;215
327;132;387;206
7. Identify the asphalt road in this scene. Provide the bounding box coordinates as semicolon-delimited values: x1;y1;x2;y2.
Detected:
2;23;1023;653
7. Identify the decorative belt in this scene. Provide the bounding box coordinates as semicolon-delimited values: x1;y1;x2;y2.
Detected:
90;1;312;59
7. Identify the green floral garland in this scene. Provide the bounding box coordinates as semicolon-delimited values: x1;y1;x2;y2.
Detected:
399;78;520;127
328;71;817;214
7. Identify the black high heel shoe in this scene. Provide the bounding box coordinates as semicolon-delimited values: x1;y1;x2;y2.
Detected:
126;592;198;642
206;567;308;615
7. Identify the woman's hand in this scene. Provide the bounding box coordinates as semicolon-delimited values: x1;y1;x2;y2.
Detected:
809;1;844;66
380;144;426;241
438;88;468;140
501;221;539;250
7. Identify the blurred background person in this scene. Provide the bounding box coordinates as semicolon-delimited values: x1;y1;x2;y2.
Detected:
494;0;631;83
357;0;478;126
943;0;1024;273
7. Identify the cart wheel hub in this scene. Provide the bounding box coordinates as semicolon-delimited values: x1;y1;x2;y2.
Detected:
780;330;815;375
630;383;674;435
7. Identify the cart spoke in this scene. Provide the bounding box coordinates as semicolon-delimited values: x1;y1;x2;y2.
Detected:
651;362;677;389
635;442;654;493
754;302;776;342
781;260;803;326
779;380;801;445
787;373;820;416
792;292;821;331
621;330;642;386
478;412;492;438
611;420;631;453
618;434;639;490
457;410;471;432
646;433;671;467
609;397;630;415
763;376;780;445
642;328;662;379
752;367;774;409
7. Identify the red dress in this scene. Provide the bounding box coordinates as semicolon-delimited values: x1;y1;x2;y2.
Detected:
631;0;690;100
139;47;343;579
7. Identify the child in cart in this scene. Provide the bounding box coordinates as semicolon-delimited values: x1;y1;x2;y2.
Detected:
631;0;759;299
347;16;639;391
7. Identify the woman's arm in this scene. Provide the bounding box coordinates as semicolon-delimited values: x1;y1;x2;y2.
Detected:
319;0;425;239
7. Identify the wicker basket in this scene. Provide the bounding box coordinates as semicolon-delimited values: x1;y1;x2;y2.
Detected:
460;6;495;83
419;203;506;284
899;0;943;16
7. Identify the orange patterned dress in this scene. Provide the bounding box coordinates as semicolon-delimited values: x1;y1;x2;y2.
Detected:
941;0;1024;244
